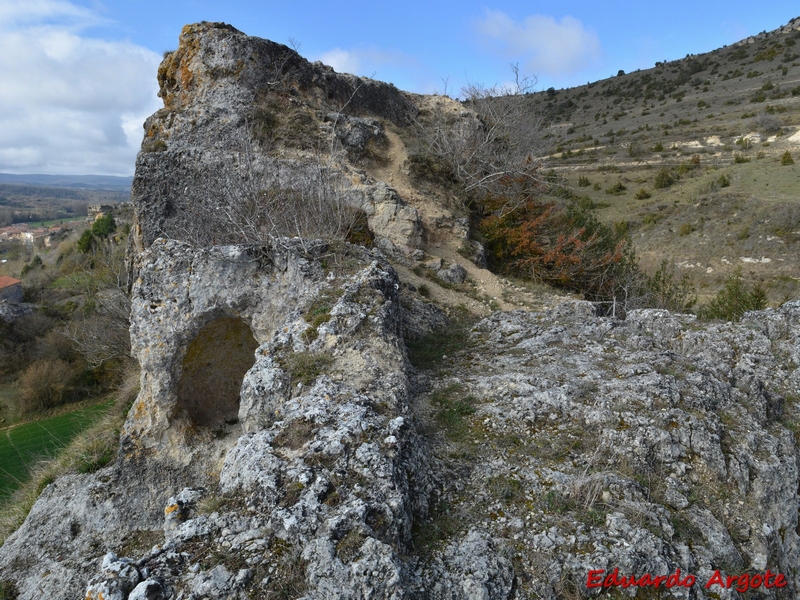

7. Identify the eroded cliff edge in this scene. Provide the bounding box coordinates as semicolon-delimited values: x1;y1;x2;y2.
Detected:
0;22;799;600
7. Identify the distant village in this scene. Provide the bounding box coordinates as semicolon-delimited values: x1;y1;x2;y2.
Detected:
0;202;131;314
0;203;130;249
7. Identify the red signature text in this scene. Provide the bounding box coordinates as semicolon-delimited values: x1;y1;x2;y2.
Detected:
586;568;787;592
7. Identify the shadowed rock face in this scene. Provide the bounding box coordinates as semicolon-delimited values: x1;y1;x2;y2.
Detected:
174;316;257;428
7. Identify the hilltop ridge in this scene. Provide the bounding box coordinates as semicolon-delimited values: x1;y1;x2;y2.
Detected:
517;16;800;303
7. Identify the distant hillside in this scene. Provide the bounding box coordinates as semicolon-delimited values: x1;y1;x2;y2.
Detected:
0;180;130;227
0;173;132;193
515;16;800;303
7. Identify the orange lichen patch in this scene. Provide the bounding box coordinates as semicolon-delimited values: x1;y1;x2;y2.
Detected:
133;400;147;419
164;503;180;515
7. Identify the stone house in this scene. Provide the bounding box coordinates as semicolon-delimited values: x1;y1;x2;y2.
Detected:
0;275;22;303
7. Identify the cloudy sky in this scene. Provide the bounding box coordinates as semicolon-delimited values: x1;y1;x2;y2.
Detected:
0;0;795;176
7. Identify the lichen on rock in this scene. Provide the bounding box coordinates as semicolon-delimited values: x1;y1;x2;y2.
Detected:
2;20;800;600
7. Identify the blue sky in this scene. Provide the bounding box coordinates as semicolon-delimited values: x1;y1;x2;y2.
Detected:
0;0;796;176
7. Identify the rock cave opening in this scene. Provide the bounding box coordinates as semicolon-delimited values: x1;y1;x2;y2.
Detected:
174;316;258;429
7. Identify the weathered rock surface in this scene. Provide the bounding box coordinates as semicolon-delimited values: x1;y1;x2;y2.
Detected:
412;301;800;598
0;239;439;599
1;21;800;600
131;21;422;256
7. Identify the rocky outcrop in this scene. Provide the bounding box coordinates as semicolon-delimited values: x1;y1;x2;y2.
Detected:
1;21;800;600
0;239;439;599
131;22;422;256
414;301;800;598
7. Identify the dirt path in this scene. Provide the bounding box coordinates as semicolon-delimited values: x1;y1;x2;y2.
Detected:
367;130;572;314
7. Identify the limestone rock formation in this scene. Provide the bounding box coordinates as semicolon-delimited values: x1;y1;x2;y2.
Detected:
1;21;799;600
131;22;422;257
0;239;438;599
419;302;800;598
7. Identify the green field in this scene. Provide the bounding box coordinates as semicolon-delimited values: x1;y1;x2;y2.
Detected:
0;400;113;500
20;218;83;228
48;272;93;290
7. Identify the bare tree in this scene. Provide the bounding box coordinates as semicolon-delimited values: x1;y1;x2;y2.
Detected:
416;64;546;204
62;236;131;369
162;121;361;252
161;77;377;251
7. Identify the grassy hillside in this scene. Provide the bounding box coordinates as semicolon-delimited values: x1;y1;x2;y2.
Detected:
523;21;800;303
0;399;113;500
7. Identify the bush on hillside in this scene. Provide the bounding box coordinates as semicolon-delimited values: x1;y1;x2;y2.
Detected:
91;215;116;237
654;168;675;189
641;260;696;313
17;359;78;413
478;178;629;301
781;150;794;165
20;255;43;277
698;269;767;322
76;230;94;254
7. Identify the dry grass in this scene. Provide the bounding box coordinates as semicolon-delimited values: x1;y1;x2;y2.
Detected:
0;366;139;545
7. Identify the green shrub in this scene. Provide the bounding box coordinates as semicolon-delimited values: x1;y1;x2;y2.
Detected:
634;189;652;200
781;150;794;165
0;580;18;600
301;289;338;343
698;269;767;321
678;223;694;236
643;260;696;313
284;351;333;386
652;142;664;152
717;173;731;188
733;153;750;164
605;182;627;195
577;175;591;187
654;168;675;189
76;230;94;254
20;255;43;277
91;215;116;237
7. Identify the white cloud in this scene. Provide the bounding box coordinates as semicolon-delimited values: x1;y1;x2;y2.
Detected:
318;46;416;77
475;10;602;78
315;46;431;92
318;48;363;75
0;0;103;28
0;1;161;175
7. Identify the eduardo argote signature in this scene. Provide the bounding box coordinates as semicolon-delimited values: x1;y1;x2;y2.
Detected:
587;567;787;593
